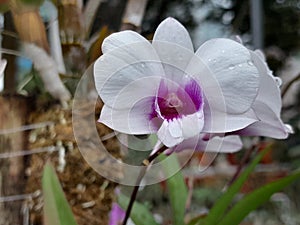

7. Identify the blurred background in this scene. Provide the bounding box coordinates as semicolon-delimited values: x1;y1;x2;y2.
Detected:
0;0;300;225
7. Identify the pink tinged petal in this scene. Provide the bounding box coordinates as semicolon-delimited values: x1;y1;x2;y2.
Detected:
195;38;260;114
109;203;125;225
236;101;290;139
155;78;203;120
100;97;160;135
250;51;281;116
173;135;243;153
199;135;243;153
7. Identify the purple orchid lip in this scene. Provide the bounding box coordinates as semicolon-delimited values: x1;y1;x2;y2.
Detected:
154;78;203;121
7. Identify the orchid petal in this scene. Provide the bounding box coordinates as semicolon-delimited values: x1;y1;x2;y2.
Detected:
182;110;204;138
236;101;289;139
100;73;162;109
173;135;242;153
194;38;260;114
157;120;184;147
94;57;164;109
152;18;194;81
251;51;281;116
100;97;160;134
157;110;204;147
198;135;242;153
94;31;165;108
102;30;150;53
153;17;194;52
202;102;257;133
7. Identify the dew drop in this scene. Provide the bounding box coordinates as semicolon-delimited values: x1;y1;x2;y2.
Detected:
141;62;146;68
238;64;243;68
247;60;254;66
221;50;225;54
213;59;217;63
228;64;235;70
208;58;212;62
274;77;282;86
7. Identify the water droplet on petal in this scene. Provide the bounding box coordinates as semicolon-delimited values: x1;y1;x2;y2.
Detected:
221;50;225;54
213;59;217;63
228;64;235;70
247;60;254;66
141;63;146;68
208;58;212;62
238;64;243;68
274;77;282;86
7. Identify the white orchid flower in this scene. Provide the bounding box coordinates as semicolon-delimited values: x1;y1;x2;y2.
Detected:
94;18;291;152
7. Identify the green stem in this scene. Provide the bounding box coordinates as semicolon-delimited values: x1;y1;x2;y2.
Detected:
122;145;168;225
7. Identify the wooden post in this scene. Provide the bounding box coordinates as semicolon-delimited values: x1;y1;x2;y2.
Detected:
0;95;31;225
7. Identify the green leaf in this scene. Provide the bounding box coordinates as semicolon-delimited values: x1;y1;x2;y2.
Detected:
160;154;188;225
187;215;206;225
201;147;271;225
217;170;300;225
42;163;78;225
118;193;159;225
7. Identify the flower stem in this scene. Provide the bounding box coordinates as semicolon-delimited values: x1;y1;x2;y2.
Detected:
281;72;300;98
122;145;168;225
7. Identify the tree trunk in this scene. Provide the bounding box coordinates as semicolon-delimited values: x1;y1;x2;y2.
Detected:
0;95;31;225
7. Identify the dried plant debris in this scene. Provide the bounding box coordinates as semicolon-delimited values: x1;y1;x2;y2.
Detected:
25;101;121;225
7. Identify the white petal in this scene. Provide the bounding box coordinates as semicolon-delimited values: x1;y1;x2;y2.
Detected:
182;110;204;138
102;30;149;53
152;18;195;81
100;74;162;109
157;120;184;147
194;38;260;114
173;135;242;153
251;51;281;116
237;101;289;139
99;97;160;134
199;135;242;153
254;49;266;61
157;110;205;147
94;32;165;108
153;18;194;51
202;102;257;133
168;119;183;138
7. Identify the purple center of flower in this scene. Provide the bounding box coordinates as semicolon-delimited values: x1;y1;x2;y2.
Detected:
154;78;203;121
